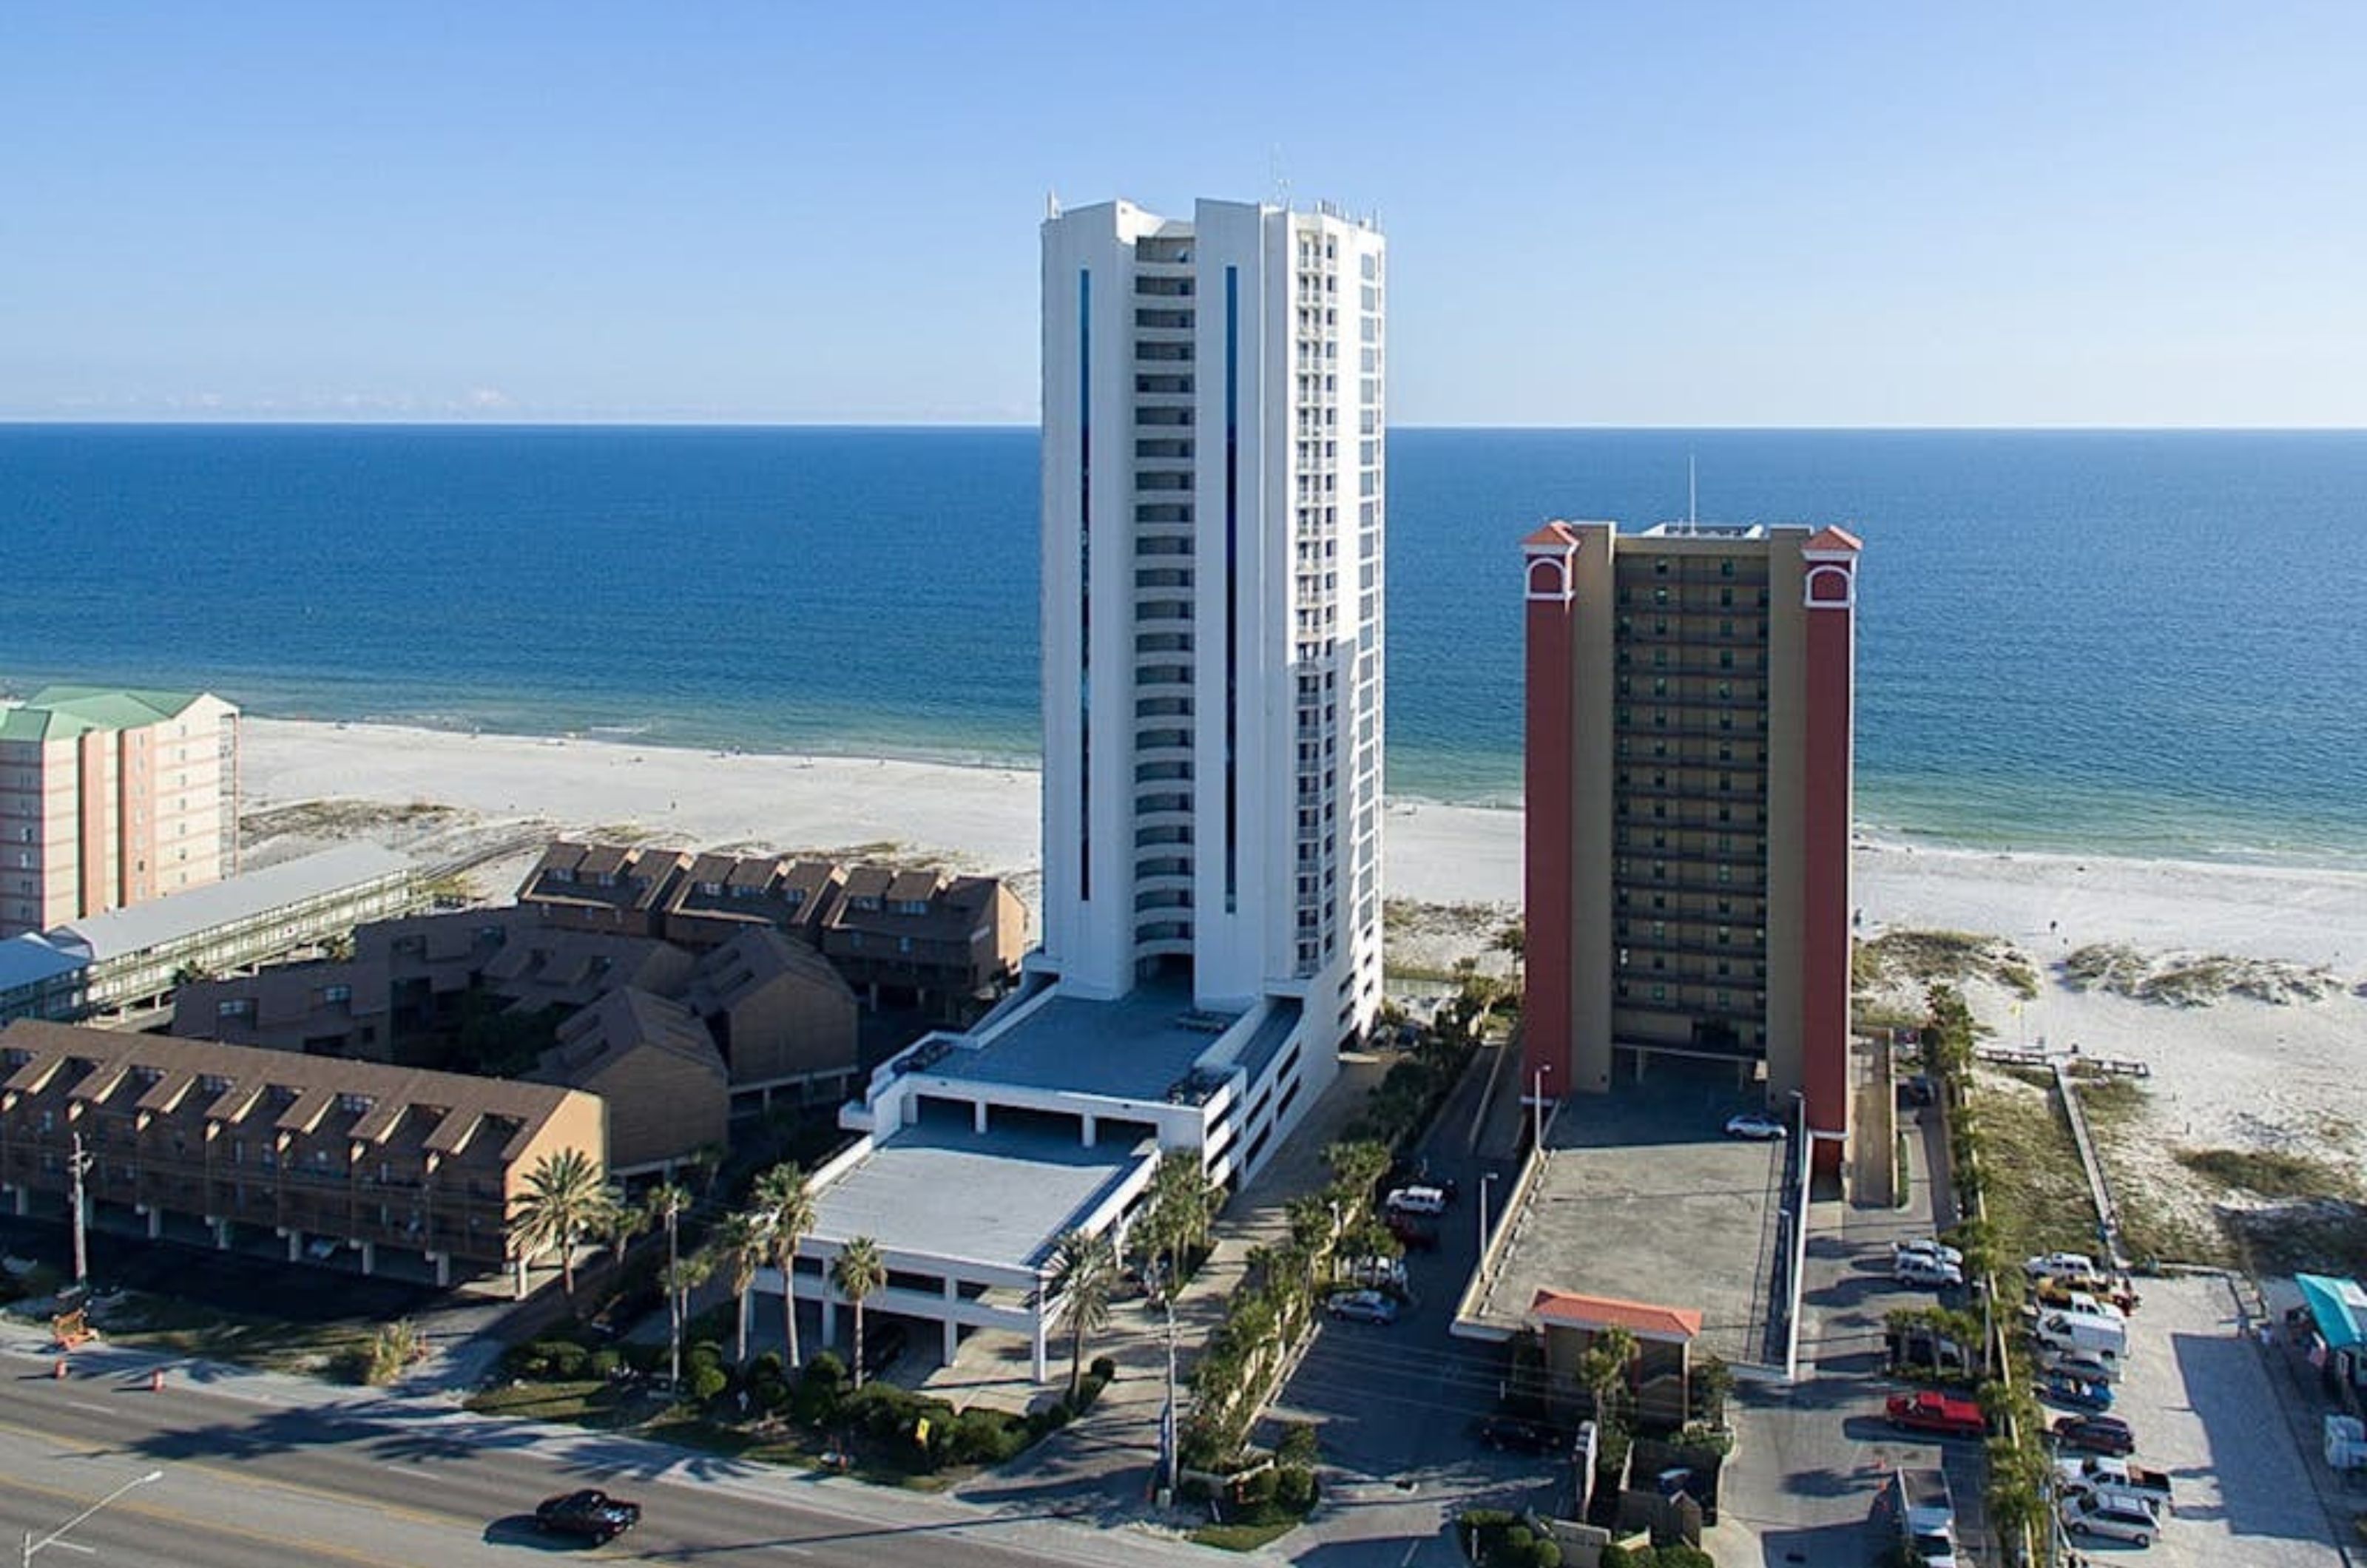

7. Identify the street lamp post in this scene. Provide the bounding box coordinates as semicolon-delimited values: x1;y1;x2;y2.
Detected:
1532;1062;1554;1155
22;1468;163;1567
67;1130;92;1290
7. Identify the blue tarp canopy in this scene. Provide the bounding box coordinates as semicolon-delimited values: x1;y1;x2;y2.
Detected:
2296;1274;2367;1351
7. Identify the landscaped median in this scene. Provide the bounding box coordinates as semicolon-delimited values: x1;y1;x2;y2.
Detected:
468;1311;1107;1487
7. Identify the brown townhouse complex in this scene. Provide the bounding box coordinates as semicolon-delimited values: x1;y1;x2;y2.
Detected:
517;842;1027;1017
176;905;860;1172
0;1019;603;1287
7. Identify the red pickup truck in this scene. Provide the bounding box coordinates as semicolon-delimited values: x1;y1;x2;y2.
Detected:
1885;1390;1987;1439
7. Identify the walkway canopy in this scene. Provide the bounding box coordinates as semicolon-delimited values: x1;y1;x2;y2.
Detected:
2296;1274;2367;1351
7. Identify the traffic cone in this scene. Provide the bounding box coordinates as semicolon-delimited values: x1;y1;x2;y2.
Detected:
149;1368;166;1393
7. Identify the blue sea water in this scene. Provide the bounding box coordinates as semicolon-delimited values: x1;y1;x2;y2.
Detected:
3;425;2362;867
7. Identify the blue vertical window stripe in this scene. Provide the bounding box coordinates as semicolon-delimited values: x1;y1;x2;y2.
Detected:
1223;266;1239;911
1078;268;1091;903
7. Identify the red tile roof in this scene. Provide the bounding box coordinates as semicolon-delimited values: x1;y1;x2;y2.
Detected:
1527;1288;1704;1342
1804;525;1863;553
1524;521;1584;550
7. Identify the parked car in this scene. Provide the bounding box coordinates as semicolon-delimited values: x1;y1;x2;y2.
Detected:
2037;1371;2114;1412
535;1490;641;1544
2038;1274;2141;1314
1899;1073;1939;1107
2038;1346;2122;1387
1892;1237;1966;1269
1473;1415;1564;1455
1894;1252;1965;1289
2060;1493;2156;1547
2056;1454;2173;1502
1723;1111;1787;1140
1385;1186;1448;1216
2050;1414;2137;1456
2025;1251;2099;1282
1343;1254;1409;1290
1885;1390;1987;1439
1327;1290;1399;1325
1387;1212;1440;1252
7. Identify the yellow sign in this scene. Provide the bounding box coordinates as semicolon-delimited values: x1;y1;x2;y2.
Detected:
914;1416;931;1447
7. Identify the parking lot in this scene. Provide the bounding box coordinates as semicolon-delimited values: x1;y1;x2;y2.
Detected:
2076;1274;2343;1566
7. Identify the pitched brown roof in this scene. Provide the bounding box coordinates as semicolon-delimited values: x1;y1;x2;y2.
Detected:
0;1019;594;1167
1527;1288;1702;1342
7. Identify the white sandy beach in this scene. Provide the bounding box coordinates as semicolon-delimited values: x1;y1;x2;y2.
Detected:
239;717;2367;1234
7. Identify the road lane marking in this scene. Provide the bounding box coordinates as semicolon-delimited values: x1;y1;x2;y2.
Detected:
0;1470;416;1568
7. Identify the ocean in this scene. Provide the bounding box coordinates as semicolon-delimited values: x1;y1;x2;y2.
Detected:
3;425;2363;867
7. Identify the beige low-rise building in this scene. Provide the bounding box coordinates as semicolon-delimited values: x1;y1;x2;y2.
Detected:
527;988;728;1174
0;1019;604;1288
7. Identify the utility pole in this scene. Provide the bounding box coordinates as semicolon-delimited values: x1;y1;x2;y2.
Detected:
67;1130;92;1291
1149;1261;1181;1504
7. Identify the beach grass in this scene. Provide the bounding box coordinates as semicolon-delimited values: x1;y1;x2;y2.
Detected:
1965;1067;2097;1264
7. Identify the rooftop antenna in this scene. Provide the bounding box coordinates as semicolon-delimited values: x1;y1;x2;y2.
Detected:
1688;454;1698;527
1271;144;1290;211
1046;189;1061;220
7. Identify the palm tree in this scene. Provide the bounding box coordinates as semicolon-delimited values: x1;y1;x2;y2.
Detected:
705;1211;768;1366
1149;1152;1220;1283
1323;1140;1391;1211
665;1248;715;1388
1047;1229;1116;1402
832;1236;886;1389
597;1183;647;1260
1578;1325;1641;1430
507;1147;611;1304
750;1163;818;1371
644;1182;694;1389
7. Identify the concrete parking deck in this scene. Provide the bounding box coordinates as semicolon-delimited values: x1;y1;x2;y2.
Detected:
1462;1072;1789;1370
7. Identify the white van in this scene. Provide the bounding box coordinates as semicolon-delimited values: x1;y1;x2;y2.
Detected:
2061;1493;2158;1547
1385;1186;1448;1217
2036;1312;2129;1361
2053;1291;2128;1324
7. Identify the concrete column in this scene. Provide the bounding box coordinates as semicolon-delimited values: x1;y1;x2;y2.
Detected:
973;1101;989;1135
1030;1295;1048;1385
942;1277;961;1362
433;1251;450;1288
359;1242;376;1277
211;1217;231;1250
147;1208;162;1240
823;1295;839;1348
13;1187;25;1217
513;1257;527;1300
286;1230;302;1263
1081;1113;1098;1149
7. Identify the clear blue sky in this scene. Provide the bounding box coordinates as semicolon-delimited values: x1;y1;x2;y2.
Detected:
5;1;2361;426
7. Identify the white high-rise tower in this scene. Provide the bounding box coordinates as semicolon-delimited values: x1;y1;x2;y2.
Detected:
1038;197;1386;1051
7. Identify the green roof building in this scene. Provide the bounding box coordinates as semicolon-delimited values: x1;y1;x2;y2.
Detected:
0;685;240;937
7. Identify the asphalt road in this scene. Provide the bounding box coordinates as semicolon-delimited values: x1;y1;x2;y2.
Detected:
1719;1103;1991;1567
1267;1040;1547;1566
0;1342;1253;1568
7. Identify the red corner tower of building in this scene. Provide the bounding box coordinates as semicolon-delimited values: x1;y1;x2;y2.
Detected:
1523;519;1860;1169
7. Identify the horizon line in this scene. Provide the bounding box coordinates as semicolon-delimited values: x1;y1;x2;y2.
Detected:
6;418;2366;434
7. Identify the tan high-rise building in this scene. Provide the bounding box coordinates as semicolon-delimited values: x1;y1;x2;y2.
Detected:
0;686;240;938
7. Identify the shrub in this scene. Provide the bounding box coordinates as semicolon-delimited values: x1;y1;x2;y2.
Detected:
1276;1420;1320;1467
1090;1355;1117;1382
1274;1462;1317;1513
801;1350;848;1391
1598;1547;1653;1568
546;1340;590;1380
687;1362;729;1402
943;1408;1027;1466
588;1348;622;1380
1654;1548;1712;1568
1236;1467;1278;1507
